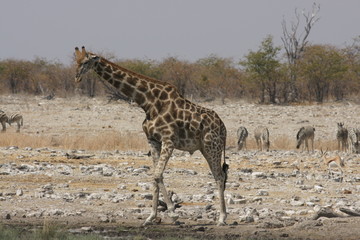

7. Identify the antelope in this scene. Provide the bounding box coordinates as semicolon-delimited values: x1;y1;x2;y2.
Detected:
320;149;345;181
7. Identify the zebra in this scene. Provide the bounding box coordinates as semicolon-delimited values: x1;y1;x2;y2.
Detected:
336;122;348;152
348;127;360;154
236;126;248;150
7;113;23;132
296;126;315;152
0;112;9;132
254;126;270;152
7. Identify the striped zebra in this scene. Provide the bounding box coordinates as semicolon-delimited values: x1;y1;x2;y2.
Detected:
336;122;348;152
296;126;315;152
236;126;248;150
254;126;270;152
0;111;9;132
348;127;360;154
7;113;23;132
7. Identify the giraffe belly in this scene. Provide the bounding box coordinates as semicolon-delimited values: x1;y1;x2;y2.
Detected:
173;136;201;154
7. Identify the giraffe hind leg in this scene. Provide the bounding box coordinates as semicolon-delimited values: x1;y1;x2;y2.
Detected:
201;148;227;226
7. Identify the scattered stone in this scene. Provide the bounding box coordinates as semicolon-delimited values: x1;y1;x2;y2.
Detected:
16;189;23;196
312;206;344;220
239;207;259;223
48;209;64;216
7;146;19;150
260;220;285;229
80;226;93;232
314;185;325;193
252;172;266;179
194;226;206;232
257;190;269;196
290;200;305;207
99;214;109;222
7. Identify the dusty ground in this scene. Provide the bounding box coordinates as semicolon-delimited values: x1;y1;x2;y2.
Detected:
1;95;360;239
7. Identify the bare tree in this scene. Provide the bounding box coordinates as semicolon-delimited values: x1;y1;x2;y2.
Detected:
281;3;320;102
101;80;131;103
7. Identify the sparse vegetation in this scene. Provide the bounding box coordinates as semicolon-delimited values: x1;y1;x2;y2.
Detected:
0;132;148;151
1;37;360;104
0;224;101;240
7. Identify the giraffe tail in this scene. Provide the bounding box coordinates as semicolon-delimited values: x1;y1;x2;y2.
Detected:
222;137;229;188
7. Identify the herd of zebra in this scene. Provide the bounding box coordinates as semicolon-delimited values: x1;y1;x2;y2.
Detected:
0;110;23;133
1;108;360;154
237;123;360;154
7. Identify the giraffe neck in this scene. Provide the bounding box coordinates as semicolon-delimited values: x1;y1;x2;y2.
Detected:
93;58;153;110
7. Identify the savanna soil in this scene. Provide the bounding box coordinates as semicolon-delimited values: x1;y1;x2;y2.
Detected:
1;95;360;240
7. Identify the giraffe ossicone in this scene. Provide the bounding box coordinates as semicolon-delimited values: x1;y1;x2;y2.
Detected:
74;46;229;226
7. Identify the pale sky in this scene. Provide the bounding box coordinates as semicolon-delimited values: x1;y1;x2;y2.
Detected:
1;0;359;65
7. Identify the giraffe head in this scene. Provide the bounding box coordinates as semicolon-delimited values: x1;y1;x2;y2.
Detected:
74;46;100;82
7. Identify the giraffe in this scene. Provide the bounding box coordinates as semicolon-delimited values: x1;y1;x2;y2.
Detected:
74;46;229;226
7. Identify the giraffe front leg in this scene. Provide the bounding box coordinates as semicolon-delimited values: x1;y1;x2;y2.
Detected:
158;180;175;211
147;139;175;212
143;177;161;226
143;141;174;226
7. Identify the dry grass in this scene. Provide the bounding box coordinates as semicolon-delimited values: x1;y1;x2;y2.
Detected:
1;132;338;152
0;132;148;151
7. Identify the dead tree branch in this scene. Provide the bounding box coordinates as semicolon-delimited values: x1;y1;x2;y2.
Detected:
281;2;320;102
100;79;131;103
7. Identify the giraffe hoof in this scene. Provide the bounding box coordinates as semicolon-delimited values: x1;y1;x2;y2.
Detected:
167;212;179;223
217;221;227;226
143;217;161;226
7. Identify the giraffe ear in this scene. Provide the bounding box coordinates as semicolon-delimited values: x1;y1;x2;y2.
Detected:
81;46;87;58
75;46;88;63
75;47;82;61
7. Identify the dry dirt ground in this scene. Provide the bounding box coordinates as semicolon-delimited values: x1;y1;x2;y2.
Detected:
1;95;360;240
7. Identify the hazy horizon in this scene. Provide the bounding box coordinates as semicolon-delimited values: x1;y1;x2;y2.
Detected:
1;0;359;65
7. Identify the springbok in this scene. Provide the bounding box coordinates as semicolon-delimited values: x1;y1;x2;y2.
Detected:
320;149;345;182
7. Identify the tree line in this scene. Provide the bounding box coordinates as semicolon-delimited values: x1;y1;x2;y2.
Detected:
0;36;359;104
1;3;359;104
